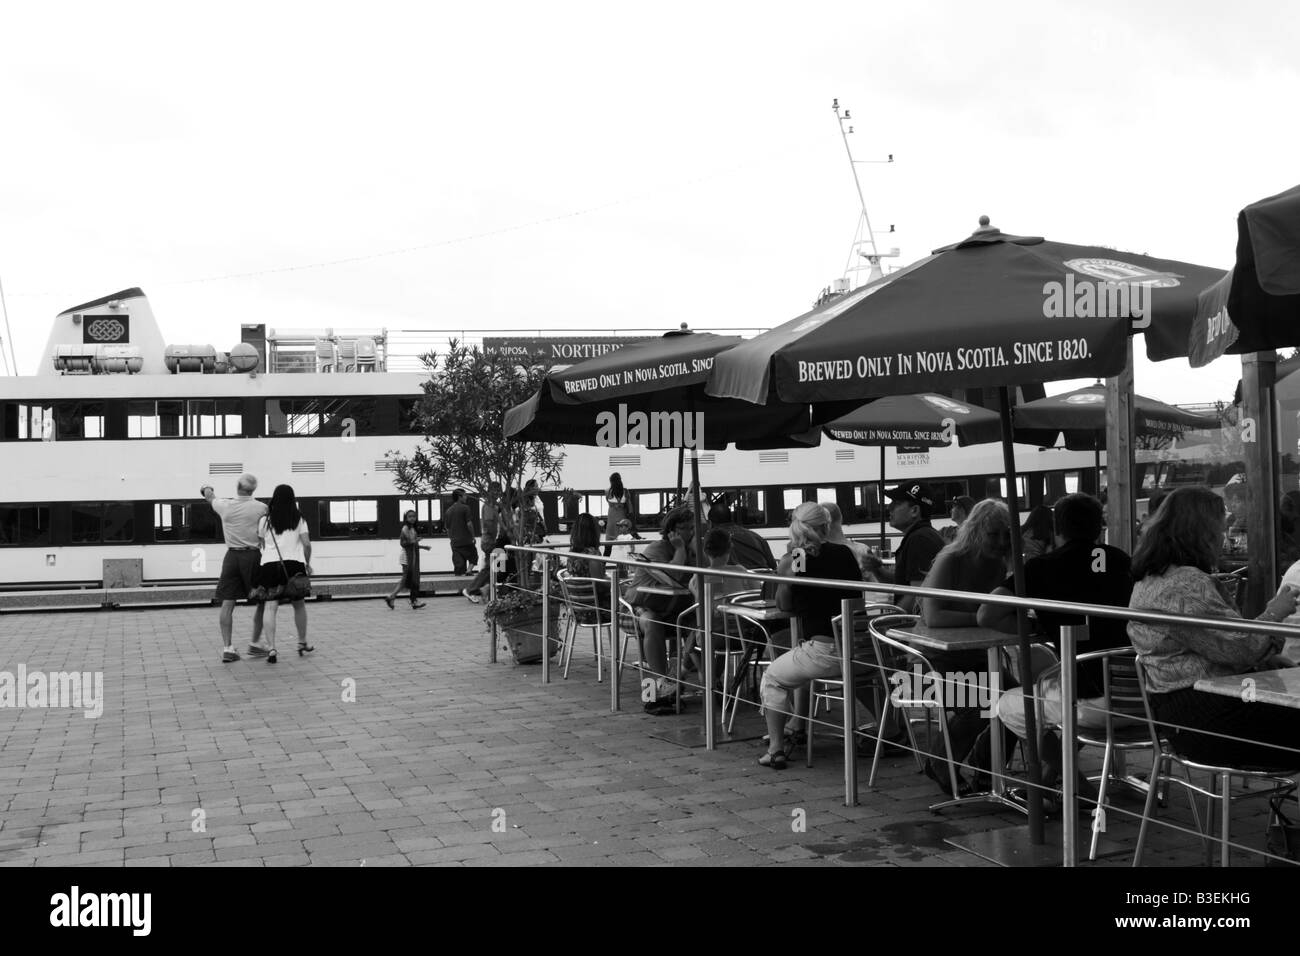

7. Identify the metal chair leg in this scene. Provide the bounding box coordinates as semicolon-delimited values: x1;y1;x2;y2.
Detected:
1132;751;1165;866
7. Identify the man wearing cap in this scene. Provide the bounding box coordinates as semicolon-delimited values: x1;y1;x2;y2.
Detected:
201;475;268;663
886;482;945;614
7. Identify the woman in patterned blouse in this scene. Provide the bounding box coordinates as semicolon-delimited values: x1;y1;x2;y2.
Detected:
1128;486;1300;767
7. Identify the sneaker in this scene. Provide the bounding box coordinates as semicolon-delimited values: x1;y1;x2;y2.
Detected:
246;644;269;657
221;650;240;663
463;589;481;604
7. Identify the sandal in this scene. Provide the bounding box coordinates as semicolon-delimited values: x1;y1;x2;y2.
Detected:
297;643;314;656
758;750;788;770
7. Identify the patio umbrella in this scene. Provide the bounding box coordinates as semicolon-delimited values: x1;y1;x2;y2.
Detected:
821;393;1003;548
1189;184;1300;367
1012;384;1221;487
504;328;822;581
708;217;1225;842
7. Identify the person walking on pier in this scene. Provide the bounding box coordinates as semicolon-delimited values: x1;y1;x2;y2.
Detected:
387;509;430;609
201;474;268;663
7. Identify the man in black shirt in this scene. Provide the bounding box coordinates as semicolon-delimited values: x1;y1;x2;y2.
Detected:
886;482;945;614
444;490;478;576
977;493;1133;787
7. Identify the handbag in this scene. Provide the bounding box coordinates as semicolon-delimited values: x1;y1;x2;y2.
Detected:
1265;792;1300;866
261;517;311;603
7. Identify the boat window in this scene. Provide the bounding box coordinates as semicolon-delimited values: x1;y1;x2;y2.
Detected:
998;476;1029;510
782;489;803;512
186;400;243;437
1064;472;1080;495
319;499;379;537
265;398;377;437
69;502;134;543
36;402;106;441
153;501;220;543
0;505;50;545
399;498;443;534
854;484;884;523
127;400;186;437
2;403;55;441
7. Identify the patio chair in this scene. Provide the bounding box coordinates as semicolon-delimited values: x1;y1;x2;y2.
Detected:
672;589;772;729
1031;646;1161;860
867;614;968;809
1132;657;1299;867
555;571;639;683
313;338;337;373
805;604;907;775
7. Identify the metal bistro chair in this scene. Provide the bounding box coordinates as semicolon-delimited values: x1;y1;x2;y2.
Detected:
1132;657;1299;867
867;614;968;808
555;571;640;683
805;604;907;773
673;588;772;729
1031;646;1160;860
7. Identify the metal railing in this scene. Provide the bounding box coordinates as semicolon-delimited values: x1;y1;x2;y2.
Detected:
488;542;1300;868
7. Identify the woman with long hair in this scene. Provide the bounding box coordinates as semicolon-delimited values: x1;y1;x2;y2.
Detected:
386;509;431;610
1021;505;1055;561
604;472;634;556
255;484;314;663
916;498;1013;795
1129;485;1300;767
758;502;863;768
567;512;604;579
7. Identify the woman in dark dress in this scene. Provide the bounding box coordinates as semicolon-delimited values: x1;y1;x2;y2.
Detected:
757;502;863;768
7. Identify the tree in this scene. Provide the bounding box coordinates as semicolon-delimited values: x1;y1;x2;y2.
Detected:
389;342;564;579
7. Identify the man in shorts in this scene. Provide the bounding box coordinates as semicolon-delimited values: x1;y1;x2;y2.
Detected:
201;474;268;663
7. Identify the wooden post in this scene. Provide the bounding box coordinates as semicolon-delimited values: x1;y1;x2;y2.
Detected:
1105;338;1136;552
1241;352;1278;617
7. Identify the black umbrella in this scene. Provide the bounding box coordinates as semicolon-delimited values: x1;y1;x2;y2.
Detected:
505;328;821;596
1013;384;1221;488
708;217;1225;843
822;394;1003;548
1189;184;1300;367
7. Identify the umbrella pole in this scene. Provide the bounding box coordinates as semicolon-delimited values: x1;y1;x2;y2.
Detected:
998;386;1045;845
880;445;887;551
1094;440;1101;498
676;446;685;503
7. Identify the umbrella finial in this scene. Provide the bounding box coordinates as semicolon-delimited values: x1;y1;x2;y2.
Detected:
680;322;689;331
979;215;990;227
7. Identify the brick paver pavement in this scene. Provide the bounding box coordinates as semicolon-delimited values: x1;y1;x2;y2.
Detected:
0;597;1258;866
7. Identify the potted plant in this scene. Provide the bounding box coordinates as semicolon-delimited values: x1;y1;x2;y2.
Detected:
482;584;560;664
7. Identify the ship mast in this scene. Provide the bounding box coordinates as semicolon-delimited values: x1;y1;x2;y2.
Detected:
826;98;898;298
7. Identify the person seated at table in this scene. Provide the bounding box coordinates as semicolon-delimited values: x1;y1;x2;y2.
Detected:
1128;485;1300;768
623;506;696;713
819;500;892;605
916;498;1013;795
757;503;863;769
886;482;946;614
1021;505;1055;562
689;528;752;603
977;493;1133;790
707;502;776;570
941;495;976;544
566;513;606;579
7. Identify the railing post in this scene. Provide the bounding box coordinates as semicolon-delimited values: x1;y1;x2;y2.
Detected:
703;581;715;751
541;552;551;685
1060;623;1082;868
608;564;621;713
488;547;498;663
842;598;858;807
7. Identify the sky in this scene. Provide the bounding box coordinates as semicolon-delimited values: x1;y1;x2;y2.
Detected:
1;0;1296;403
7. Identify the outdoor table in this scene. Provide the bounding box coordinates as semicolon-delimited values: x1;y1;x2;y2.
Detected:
888;619;1092;866
884;622;1021;810
1195;667;1300;708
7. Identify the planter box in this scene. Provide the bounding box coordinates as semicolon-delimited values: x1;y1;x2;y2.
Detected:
495;607;561;664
